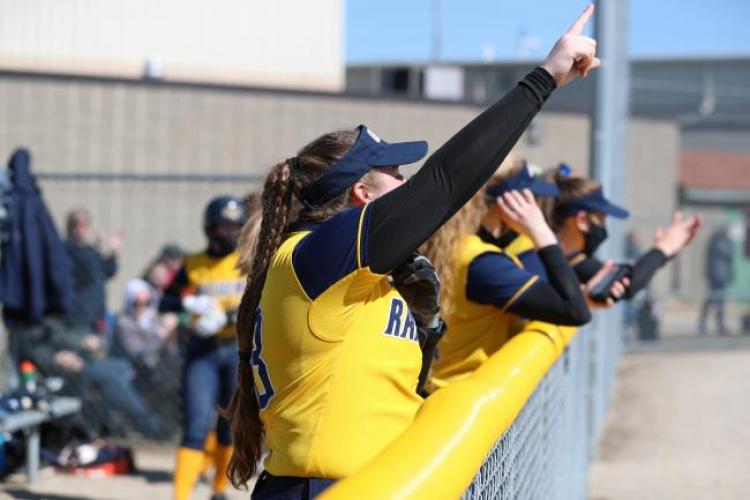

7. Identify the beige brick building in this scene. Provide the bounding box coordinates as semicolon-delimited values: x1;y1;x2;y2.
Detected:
0;72;680;307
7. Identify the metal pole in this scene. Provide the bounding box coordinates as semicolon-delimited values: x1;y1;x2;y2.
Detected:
588;0;630;426
590;0;630;262
431;0;443;62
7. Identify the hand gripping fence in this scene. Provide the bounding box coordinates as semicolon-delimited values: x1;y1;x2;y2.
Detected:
321;312;622;500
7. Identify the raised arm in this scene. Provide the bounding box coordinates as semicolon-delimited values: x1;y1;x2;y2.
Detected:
366;5;599;274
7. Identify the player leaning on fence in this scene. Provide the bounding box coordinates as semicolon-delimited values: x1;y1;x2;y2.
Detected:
225;6;602;498
422;161;626;391
542;167;700;302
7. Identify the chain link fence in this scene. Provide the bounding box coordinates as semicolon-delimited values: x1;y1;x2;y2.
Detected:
464;313;622;499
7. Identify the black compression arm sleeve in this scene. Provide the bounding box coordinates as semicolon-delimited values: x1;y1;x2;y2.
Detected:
574;250;669;300
625;248;668;299
507;245;592;326
366;68;556;274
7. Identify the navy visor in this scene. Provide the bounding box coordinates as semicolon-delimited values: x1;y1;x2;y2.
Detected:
298;125;428;206
485;163;559;199
555;187;630;219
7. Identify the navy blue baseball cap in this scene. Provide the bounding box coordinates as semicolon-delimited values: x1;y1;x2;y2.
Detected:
555;187;630;219
204;196;248;230
485;163;559;199
298;125;428;207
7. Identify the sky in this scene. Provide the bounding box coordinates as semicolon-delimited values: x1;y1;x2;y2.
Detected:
346;0;750;63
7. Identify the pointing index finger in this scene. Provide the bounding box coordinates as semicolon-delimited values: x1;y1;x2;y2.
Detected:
567;3;594;35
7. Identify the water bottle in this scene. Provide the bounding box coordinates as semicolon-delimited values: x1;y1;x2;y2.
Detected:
20;361;37;394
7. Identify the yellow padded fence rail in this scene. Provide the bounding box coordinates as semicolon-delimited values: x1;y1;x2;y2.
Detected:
320;322;578;500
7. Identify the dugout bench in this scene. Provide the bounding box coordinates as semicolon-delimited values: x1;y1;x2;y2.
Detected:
0;397;81;482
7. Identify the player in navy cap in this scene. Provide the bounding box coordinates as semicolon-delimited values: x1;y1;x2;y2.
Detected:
223;5;603;497
483;161;560;279
547;166;701;304
422;160;624;392
162;195;253;500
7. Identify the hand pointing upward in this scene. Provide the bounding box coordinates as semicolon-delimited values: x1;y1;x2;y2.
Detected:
541;4;601;86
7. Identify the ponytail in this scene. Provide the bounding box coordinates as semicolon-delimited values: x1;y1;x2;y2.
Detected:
224;160;294;488
224;128;360;487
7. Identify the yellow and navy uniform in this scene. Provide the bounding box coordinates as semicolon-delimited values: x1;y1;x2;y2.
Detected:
504;233;548;281
182;251;244;337
165;250;245;500
428;234;539;391
252;205;423;479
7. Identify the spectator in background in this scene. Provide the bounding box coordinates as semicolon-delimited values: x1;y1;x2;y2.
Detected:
144;262;172;299
143;244;184;294
64;208;122;334
113;278;181;432
114;278;178;367
699;226;734;335
11;315;161;438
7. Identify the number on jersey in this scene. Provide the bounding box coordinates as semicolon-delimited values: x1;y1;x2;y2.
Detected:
251;307;274;409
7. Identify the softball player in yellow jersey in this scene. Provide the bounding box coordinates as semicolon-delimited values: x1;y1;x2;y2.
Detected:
423;168;604;391
222;8;602;497
546;167;700;302
160;196;249;500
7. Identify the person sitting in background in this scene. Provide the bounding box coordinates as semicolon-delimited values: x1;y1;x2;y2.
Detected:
144;262;172;300
10;315;161;438
113;278;181;435
64;208;122;334
143;243;185;294
114;278;178;367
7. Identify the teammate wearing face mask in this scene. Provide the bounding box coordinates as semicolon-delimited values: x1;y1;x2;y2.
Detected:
160;196;250;500
548;169;700;301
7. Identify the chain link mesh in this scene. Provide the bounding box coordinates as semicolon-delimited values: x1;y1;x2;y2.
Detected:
463;316;621;500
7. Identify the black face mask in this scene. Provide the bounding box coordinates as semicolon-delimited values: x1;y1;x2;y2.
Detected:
209;234;237;257
207;225;240;257
584;221;608;256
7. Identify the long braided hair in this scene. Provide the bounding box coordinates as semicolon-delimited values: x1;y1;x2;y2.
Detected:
224;128;377;488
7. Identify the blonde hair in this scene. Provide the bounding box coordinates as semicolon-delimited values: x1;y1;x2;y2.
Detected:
235;192;262;275
421;154;523;316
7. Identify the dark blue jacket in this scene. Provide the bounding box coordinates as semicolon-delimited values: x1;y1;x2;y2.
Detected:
65;238;117;330
0;148;75;322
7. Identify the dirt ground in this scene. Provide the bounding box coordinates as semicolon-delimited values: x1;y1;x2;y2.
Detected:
3;325;749;499
0;447;255;500
588;338;750;500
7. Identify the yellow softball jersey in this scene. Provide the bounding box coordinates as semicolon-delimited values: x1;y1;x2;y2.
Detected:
503;233;548;281
184;251;245;338
251;205;423;479
428;234;539;391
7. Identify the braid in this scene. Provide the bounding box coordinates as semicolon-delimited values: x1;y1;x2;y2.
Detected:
236;161;294;351
225;160;294;489
224;128;359;488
